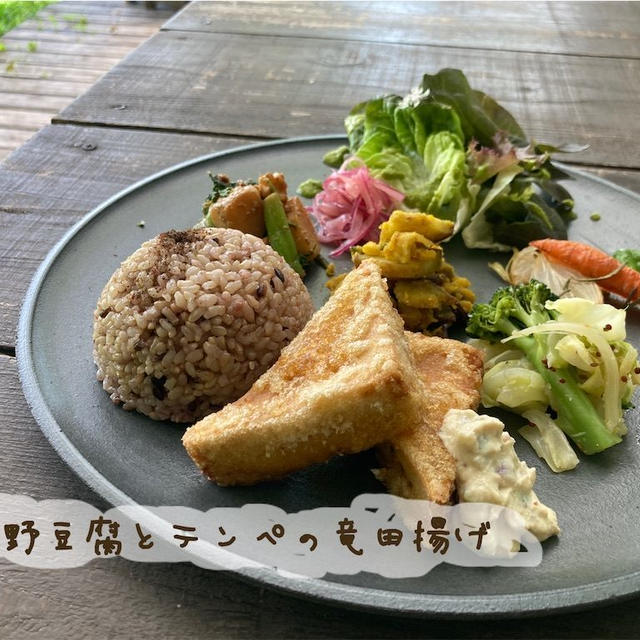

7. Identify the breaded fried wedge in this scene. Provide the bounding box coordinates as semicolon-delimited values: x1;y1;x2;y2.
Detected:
376;333;483;503
182;262;425;486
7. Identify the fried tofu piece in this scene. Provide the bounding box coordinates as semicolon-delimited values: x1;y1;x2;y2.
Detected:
375;333;483;503
182;262;425;486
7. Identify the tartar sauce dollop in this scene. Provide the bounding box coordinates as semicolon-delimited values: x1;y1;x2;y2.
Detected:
440;409;560;541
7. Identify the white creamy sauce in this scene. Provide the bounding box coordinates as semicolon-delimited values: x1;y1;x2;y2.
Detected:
440;409;560;541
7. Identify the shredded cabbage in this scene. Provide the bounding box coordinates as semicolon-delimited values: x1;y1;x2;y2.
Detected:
470;291;638;467
553;335;597;371
520;409;579;473
482;360;549;410
546;298;626;341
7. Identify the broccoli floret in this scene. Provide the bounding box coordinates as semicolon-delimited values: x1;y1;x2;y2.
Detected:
467;281;621;454
468;280;556;340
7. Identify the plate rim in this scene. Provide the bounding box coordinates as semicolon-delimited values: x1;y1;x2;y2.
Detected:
15;134;640;618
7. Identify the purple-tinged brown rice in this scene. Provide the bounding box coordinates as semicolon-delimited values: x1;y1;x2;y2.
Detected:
93;228;314;422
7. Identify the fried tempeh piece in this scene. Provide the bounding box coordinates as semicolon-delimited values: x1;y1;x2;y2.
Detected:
182;262;425;486
284;196;321;262
375;333;483;503
206;184;266;238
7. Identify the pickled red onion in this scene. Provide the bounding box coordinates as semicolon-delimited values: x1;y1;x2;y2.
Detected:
307;163;404;257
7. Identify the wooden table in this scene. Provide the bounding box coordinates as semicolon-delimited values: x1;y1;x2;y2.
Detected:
0;0;178;161
2;2;640;636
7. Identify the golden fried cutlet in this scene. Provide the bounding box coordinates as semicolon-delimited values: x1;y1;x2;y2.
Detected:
182;262;426;486
375;333;483;503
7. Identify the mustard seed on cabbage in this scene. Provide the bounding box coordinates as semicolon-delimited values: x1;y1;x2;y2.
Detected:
466;280;640;469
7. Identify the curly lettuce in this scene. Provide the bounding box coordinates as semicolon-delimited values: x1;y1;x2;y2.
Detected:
328;69;585;251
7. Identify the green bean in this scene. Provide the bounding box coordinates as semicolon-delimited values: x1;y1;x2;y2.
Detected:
263;193;305;277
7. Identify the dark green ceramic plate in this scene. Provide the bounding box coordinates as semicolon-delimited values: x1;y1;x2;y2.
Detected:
17;136;640;617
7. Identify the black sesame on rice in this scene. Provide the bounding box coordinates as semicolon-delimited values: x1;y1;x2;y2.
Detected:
92;227;314;423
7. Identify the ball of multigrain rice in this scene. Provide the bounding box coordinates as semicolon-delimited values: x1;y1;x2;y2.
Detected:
93;228;314;422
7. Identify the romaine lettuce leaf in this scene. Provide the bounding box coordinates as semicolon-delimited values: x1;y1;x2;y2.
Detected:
344;96;475;227
406;130;468;219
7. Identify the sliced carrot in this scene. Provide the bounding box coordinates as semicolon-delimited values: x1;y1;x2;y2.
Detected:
530;239;640;301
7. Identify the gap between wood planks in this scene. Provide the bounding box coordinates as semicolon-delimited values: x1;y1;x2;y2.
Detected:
0;1;180;162
49;117;277;142
158;1;640;61
160;26;640;63
46;117;640;177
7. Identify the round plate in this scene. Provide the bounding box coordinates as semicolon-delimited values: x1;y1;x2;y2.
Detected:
17;135;640;617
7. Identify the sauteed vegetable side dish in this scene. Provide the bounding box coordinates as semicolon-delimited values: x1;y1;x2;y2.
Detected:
92;69;640;546
327;211;475;335
466;281;640;471
196;171;321;276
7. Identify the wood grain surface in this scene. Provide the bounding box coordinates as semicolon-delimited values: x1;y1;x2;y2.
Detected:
54;29;640;169
2;28;155;50
0;0;179;161
0;124;256;350
35;0;178;26
3;1;640;637
164;0;640;59
0;65;104;85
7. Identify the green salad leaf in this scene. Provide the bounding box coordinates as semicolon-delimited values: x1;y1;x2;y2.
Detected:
340;91;477;230
613;249;640;272
419;69;526;146
327;69;584;250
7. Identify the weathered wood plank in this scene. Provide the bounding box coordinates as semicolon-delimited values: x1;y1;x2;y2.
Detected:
19;15;173;39
0;65;103;85
54;30;640;169
42;0;180;18
0;48;123;71
0;128;35;151
581;166;640;194
0;1;180;162
0;560;263;640
0;36;140;60
0;108;51;131
0;124;257;349
36;1;177;25
40;0;177;16
3;28;149;50
0;93;69;114
165;0;640;59
0;354;108;504
11;0;177;47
